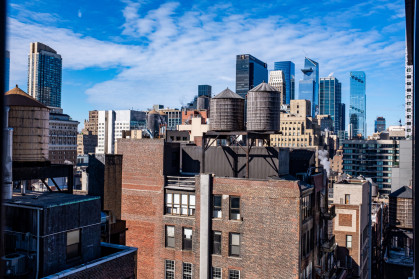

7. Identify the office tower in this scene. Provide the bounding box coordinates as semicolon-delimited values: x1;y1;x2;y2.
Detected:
27;42;62;107
235;54;268;99
5;50;10;92
268;70;286;105
374;117;386;133
349;71;366;138
340;103;346;133
95;110;147;154
274;61;295;104
319;76;342;132
198;85;212;97
299;57;319;117
405;51;413;139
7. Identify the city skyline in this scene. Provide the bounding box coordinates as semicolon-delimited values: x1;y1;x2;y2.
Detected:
6;0;406;135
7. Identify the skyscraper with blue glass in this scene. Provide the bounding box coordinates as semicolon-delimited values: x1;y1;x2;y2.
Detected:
28;42;62;108
274;61;295;104
5;50;10;93
198;85;212;97
299;58;319;117
319;76;342;132
236;54;268;99
349;71;366;138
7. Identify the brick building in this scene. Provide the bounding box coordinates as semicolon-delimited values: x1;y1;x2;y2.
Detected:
332;179;371;279
118;139;339;279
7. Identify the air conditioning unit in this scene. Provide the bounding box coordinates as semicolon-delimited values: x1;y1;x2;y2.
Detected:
2;253;27;276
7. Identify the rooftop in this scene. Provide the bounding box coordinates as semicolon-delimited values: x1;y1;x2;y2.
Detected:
5;85;48;108
6;191;100;209
390;186;412;199
213;88;243;99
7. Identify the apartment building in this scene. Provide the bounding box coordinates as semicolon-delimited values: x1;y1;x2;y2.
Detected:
341;139;411;195
117;139;339;279
332;179;371;279
48;107;79;164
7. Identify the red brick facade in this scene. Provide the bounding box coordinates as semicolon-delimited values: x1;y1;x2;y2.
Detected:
118;139;330;278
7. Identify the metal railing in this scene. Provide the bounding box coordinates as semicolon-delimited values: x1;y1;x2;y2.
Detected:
165;176;196;188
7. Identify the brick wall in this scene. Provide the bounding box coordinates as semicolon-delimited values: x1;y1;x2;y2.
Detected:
119;138;306;278
210;177;301;279
119;139;166;278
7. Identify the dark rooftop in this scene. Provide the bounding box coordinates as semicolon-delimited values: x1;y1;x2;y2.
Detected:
213;88;243;99
5;85;48;109
6;191;100;208
249;82;279;92
390;186;412;199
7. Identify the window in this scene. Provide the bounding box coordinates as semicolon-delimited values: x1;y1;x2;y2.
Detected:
183;228;193;250
345;194;350;205
346;235;352;249
229;233;241;257
166;225;175;248
213;231;222;255
230;196;240;220
67;229;80;260
166;192;195;216
212;267;222;279
229;269;240;279
183;262;193;279
165;260;175;279
213;195;222;218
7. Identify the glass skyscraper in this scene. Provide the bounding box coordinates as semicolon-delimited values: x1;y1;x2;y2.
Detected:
319;76;342;132
274;61;295;104
374;117;386;133
198;85;212;97
236;54;268;99
299;57;319;117
28;42;62;108
349;71;366;138
5;50;10;92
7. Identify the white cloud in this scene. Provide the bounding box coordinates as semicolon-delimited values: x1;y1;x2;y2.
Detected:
7;1;405;112
78;9;82;18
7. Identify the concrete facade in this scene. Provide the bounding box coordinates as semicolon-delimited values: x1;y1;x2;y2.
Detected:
391;140;413;192
96;110;146;154
49;107;79;164
268;70;286;105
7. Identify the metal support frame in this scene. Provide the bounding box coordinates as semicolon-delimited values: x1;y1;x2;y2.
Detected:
201;131;278;178
12;162;74;193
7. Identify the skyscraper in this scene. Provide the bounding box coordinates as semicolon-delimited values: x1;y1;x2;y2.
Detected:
235;54;268;99
374;117;386;133
319;76;342;132
349;71;366;138
28;42;62;107
405;50;413;139
5;50;10;92
274;61;295;104
299;57;319;117
340;103;346;138
198;85;212;97
268;70;286;105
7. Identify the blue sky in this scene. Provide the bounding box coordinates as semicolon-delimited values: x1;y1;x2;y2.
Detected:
6;0;406;135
